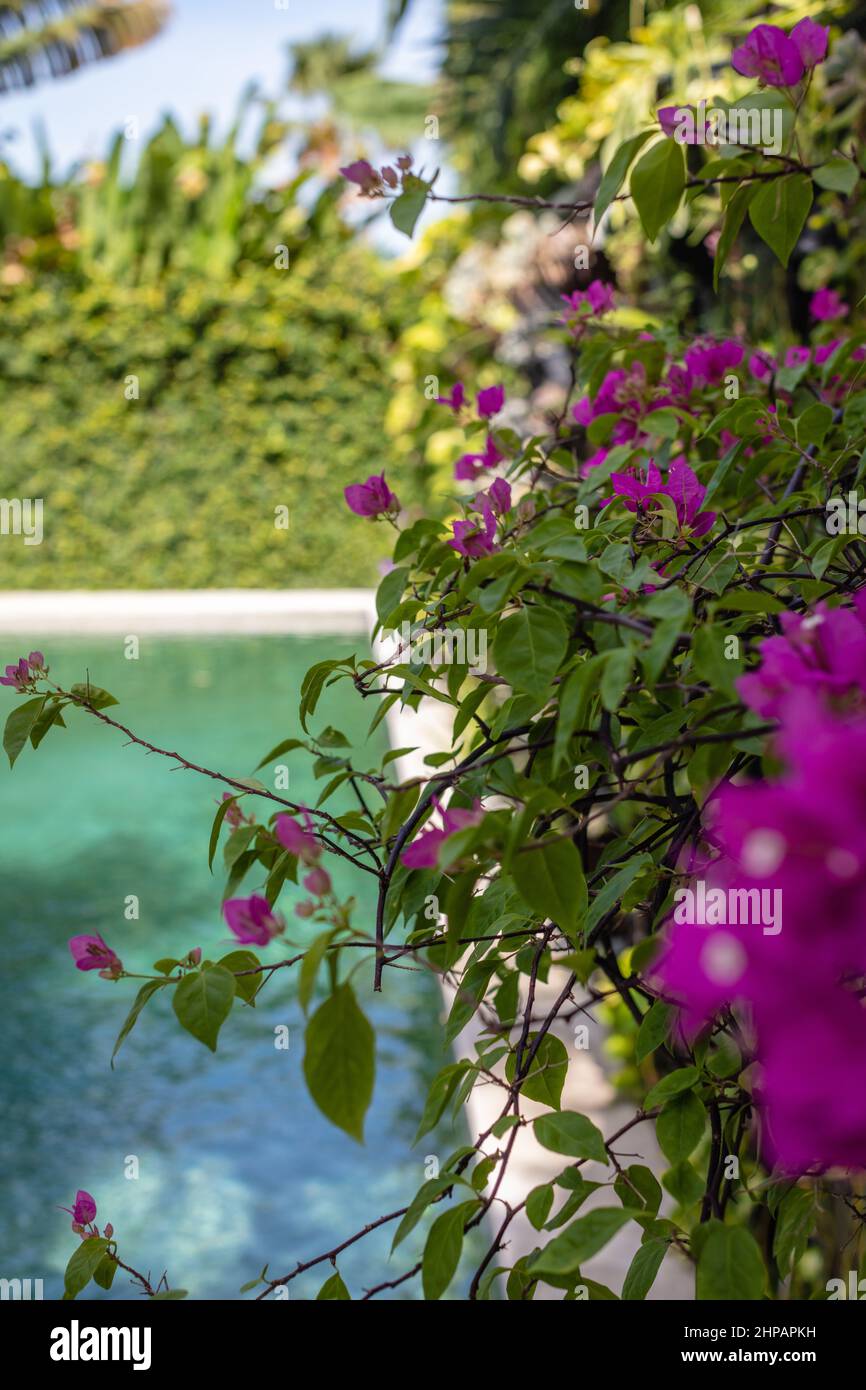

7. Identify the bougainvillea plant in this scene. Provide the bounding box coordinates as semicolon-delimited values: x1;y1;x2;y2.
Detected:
6;18;866;1300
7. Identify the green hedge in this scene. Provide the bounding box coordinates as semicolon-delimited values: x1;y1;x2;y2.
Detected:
0;249;420;588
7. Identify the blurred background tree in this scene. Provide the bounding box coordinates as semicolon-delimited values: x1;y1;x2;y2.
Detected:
0;0;169;93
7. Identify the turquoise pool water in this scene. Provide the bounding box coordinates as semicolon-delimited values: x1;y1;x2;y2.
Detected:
0;634;474;1300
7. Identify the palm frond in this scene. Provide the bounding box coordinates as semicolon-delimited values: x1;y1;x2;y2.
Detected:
0;1;170;94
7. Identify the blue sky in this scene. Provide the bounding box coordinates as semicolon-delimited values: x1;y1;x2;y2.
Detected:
1;0;442;178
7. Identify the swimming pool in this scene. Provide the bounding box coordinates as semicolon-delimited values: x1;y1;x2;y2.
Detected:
0;633;479;1299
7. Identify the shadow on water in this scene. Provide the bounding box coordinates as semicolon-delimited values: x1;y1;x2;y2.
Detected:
0;636;482;1299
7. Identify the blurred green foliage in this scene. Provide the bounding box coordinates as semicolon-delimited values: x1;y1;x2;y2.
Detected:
0;104;433;589
0;251;425;588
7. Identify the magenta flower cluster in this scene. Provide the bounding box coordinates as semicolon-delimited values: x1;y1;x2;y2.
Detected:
659;594;866;1171
1;650;46;690
68;934;123;980
605;456;716;538
401;797;484;870
731;18;829;88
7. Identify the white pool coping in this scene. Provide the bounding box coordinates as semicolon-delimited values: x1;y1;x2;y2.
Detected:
0;590;377;636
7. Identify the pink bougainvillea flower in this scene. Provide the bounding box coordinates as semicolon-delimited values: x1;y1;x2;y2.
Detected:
223;894;284;947
684;338;744;385
454;435;504;482
561;279;615;319
436;382;465;412
663;363;695;402
221;792;245;828
731;24;805;87
810;287;849;322
295;900;315;919
790;16;830;69
655;695;866;1170
608;459;664;511
748;350;776;382
657;105;710;145
401;798;484;870
814;339;844;365
339;160;382;195
303;866;332;898
59;1190;97;1226
68;934;123;979
784;345;811;369
27;650;46;672
606;458;715;536
344;473;399;518
0;657;32;690
275;812;321;865
476;385;505;419
483;476;512;517
665;456;717;536
737;595;866;721
448;503;498;558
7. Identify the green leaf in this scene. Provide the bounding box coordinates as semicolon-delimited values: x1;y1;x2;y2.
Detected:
600;647;635;712
389;178;429;237
223;823;257;869
645;1065;699;1108
622;1239;668;1300
422;1201;474;1299
493;605;569;701
696;1225;766;1300
773;1187;814;1278
534;1111;607;1163
92;1253;118;1291
796;402;833;450
111;979;167;1067
506;1034;568;1109
392;1175;457;1251
813;156;859;196
630;138;685;242
414;1061;472;1144
748;174;813;268
512;836;587;937
254;737;305;771
298;930;334;1014
531;1208;632;1278
527;1184;555;1231
656;1090;705;1163
713;182;757;290
663;1159;705;1206
63;1237;109;1300
376;565;411;625
303;983;375;1142
317;1270;351;1300
594;129;655;224
3;695;47;767
29;698;66;750
586;855;652;938
635;1000;672;1064
615;1164;662;1215
172;965;236;1052
69;683;118;709
207;795;235;870
553;659;598;772
217;950;261;1005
